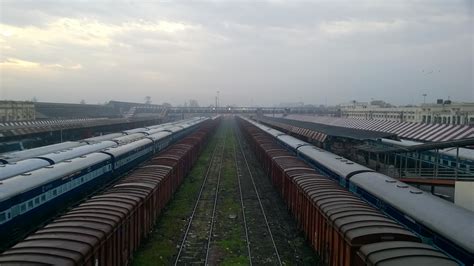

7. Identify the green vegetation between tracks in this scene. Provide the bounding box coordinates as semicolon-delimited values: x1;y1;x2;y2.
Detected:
210;126;248;265
131;124;224;265
132;119;318;265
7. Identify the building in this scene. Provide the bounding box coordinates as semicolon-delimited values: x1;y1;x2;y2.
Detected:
340;100;474;125
35;102;118;119
0;101;35;122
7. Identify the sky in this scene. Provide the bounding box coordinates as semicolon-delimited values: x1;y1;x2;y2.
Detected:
0;0;472;107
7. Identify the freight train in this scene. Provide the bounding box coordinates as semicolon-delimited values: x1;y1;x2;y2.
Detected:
0;117;220;265
0;117;211;247
239;116;473;265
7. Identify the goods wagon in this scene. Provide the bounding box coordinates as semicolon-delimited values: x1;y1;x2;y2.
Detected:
0;118;213;250
236;116;458;266
238;116;473;265
0;117;221;264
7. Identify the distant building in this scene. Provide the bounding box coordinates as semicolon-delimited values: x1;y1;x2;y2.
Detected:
340;100;474;125
35;102;118;119
0;101;35;122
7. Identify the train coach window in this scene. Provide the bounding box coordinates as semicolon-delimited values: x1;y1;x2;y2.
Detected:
0;213;6;222
28;200;33;208
35;197;40;205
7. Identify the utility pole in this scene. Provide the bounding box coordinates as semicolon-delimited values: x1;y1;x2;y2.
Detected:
422;93;427;104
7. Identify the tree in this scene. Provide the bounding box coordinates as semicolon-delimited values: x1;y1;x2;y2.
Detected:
189;99;199;107
162;102;172;108
80;99;86;104
31;97;38;102
145;96;152;105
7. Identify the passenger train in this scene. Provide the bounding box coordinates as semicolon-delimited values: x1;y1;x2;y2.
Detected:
0;118;202;180
0;117;211;245
241;116;474;265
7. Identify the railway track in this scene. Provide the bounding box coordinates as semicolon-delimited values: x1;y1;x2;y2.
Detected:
233;125;282;265
234;119;319;265
152;118;317;265
174;129;227;265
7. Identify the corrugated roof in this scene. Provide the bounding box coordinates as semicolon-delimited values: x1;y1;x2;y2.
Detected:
261;117;397;141
275;114;474;142
0;117;156;138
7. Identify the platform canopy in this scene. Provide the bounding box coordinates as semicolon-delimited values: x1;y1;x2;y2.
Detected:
264;117;398;141
356;137;474;154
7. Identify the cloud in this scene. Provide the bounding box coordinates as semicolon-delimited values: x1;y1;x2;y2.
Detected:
0;18;198;49
319;19;405;36
0;58;40;69
0;0;472;105
0;57;82;72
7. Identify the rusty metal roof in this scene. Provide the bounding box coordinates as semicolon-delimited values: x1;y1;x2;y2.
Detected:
357;241;458;266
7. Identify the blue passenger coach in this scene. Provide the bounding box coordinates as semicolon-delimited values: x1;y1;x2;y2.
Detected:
0;153;113;236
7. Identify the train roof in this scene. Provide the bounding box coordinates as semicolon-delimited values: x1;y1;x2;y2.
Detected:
101;138;153;157
147;131;172;141
36;141;117;163
356;241;458;266
163;126;184;133
111;133;146;145
242;117;286;137
123;128;150;135
0;141;85;163
276;135;309;150
145;126;174;135
0;159;50;181
350;172;474;254
0;153;111;202
298;145;373;178
146;121;178;130
83;133;124;143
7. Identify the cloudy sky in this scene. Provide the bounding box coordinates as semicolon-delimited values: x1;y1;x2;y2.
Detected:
0;0;472;106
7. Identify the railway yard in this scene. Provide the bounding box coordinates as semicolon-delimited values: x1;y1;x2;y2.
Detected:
2;1;473;264
0;115;472;265
132;119;318;265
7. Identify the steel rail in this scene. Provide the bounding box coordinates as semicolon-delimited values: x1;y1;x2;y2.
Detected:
204;129;227;265
234;124;283;266
174;132;225;265
232;130;253;265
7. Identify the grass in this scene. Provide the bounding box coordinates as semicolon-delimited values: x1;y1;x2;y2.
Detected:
212;127;248;264
131;125;224;266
